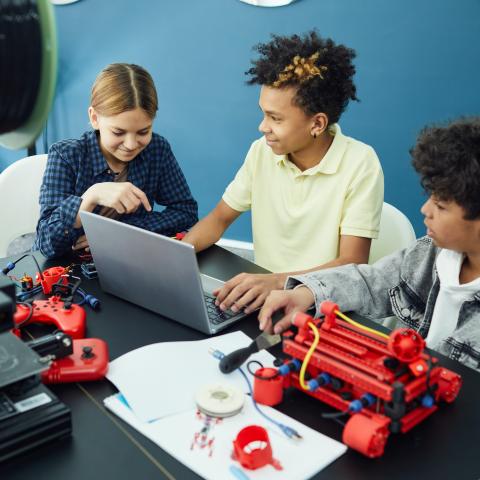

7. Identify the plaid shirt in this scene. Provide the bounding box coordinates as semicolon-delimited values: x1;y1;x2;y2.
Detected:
34;130;198;258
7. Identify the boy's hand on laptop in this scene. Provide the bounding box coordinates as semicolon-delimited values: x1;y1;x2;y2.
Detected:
82;182;152;214
258;287;315;334
213;273;284;314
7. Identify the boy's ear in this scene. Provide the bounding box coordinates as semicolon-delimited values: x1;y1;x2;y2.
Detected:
88;106;99;130
311;112;329;137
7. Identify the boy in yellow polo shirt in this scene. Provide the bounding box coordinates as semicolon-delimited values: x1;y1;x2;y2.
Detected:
183;31;383;314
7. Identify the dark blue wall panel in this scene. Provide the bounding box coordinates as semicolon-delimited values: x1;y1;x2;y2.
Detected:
2;0;479;239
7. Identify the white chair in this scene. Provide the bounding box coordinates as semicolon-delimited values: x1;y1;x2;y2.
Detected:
368;202;417;328
217;238;255;262
217;203;417;267
368;202;417;264
0;154;48;257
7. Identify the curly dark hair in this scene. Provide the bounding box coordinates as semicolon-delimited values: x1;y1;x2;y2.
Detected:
411;118;480;220
246;31;358;124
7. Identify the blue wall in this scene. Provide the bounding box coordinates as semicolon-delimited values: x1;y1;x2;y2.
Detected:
1;0;480;240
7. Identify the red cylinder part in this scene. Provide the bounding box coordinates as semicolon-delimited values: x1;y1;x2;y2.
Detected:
292;312;314;343
436;368;462;403
320;301;339;317
320;301;339;330
253;368;283;406
232;425;282;470
292;312;312;329
388;328;425;363
36;267;67;295
342;414;390;458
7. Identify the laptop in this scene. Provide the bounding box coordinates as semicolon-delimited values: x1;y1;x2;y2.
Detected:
79;211;248;334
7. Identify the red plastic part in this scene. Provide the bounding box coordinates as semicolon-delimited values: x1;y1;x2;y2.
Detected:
253;368;283;406
388;328;425;362
292;312;311;330
14;297;86;339
342;414;390;458
436;368;462;403
36;267;68;295
41;338;109;383
265;309;462;458
320;301;339;330
232;425;282;471
292;312;313;343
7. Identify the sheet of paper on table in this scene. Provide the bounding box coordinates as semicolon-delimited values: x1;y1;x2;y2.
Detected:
104;391;347;480
107;331;279;422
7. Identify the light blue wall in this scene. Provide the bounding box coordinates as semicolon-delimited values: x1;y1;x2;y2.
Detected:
1;0;480;239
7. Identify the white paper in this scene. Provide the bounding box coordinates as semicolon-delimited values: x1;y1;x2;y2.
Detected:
106;331;277;422
105;392;347;480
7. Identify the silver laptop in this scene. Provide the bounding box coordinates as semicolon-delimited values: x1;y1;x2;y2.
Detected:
79;211;248;334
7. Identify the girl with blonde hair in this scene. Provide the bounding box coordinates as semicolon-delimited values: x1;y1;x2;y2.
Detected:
35;63;197;258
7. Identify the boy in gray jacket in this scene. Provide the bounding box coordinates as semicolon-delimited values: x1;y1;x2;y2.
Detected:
258;118;480;373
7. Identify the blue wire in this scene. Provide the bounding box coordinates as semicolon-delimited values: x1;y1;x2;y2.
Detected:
76;287;100;310
74;288;87;306
238;367;289;431
16;285;42;301
210;349;301;439
15;284;98;310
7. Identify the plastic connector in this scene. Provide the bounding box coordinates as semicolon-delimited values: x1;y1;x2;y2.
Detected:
307;372;331;391
208;348;225;361
84;294;100;310
292;312;312;329
421;394;435;408
349;393;376;413
2;262;15;274
278;358;301;376
279;424;302;440
349;399;363;413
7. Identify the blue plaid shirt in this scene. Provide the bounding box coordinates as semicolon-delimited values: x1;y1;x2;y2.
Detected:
34;130;198;258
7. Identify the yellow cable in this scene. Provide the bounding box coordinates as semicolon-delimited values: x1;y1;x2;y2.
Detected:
334;309;390;340
297;312;389;391
299;322;320;390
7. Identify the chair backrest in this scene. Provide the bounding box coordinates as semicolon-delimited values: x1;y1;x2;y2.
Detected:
368;202;417;264
0;154;48;257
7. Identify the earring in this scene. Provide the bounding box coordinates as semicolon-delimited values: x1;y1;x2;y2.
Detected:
312;132;317;139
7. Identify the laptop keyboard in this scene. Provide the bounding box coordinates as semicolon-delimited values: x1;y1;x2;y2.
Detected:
204;294;239;325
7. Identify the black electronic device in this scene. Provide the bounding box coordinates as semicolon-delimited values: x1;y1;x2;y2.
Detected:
0;334;46;389
26;331;74;360
0;280;72;463
0;275;16;333
0;379;71;462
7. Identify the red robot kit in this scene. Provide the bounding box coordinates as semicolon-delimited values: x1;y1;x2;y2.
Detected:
254;301;462;458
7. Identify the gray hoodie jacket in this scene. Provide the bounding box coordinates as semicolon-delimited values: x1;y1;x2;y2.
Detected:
286;236;480;373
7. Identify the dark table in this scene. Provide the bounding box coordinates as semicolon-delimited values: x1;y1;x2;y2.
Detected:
0;247;478;479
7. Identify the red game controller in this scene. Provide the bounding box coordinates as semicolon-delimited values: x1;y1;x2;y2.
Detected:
14;297;86;339
41;338;109;383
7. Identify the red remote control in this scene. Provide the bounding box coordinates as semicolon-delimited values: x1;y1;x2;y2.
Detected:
15;297;86;339
41;338;109;383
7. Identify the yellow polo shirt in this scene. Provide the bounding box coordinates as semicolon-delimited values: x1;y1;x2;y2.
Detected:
222;124;384;272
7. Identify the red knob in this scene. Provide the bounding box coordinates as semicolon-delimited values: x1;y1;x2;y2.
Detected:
387;328;425;362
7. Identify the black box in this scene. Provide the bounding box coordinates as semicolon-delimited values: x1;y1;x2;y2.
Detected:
0;276;15;333
0;380;71;462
